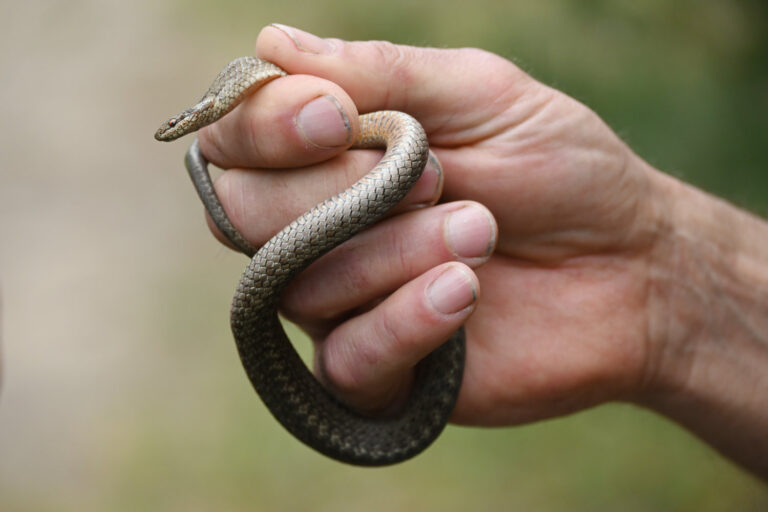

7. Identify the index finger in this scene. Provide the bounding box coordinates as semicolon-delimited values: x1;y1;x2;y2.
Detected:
256;24;533;144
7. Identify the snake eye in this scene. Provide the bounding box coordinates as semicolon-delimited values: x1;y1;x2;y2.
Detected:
168;118;177;127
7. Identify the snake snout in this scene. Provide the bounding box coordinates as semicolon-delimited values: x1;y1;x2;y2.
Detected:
154;115;185;141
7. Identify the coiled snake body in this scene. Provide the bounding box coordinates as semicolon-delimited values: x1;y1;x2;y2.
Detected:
155;57;465;466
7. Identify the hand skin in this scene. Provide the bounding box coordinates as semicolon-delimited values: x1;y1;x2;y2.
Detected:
196;25;768;478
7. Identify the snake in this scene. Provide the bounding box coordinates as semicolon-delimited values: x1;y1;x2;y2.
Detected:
155;56;465;466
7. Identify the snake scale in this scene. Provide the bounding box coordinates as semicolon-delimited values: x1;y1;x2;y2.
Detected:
155;56;465;466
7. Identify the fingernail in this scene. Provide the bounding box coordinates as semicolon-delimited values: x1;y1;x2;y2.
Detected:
297;95;351;148
411;153;445;208
270;23;336;54
427;266;477;315
445;204;496;260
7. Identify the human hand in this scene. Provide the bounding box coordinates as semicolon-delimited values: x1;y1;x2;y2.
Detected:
196;27;768;479
196;24;662;422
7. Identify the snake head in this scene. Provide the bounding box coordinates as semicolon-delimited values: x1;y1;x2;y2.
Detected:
154;96;215;142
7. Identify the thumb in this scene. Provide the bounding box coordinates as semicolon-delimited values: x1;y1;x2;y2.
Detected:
255;24;532;142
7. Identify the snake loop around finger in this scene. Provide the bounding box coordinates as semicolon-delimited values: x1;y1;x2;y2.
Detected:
155;56;466;466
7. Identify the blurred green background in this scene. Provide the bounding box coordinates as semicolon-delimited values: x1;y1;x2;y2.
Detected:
0;1;766;511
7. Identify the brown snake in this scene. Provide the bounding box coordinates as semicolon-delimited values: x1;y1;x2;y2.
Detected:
155;56;465;466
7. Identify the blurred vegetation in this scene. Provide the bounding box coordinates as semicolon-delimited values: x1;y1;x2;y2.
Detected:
147;1;768;511
7;1;761;511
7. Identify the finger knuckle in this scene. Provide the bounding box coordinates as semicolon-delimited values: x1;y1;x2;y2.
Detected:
369;41;417;107
322;336;377;394
370;40;410;76
212;174;241;227
199;125;228;166
243;110;269;163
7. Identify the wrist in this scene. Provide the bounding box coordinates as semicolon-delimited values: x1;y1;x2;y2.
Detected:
636;166;768;476
643;169;768;388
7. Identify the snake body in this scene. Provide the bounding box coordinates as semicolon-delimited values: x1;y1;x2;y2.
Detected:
155;57;465;466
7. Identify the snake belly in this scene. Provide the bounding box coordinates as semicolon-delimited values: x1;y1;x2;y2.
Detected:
155;56;466;466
